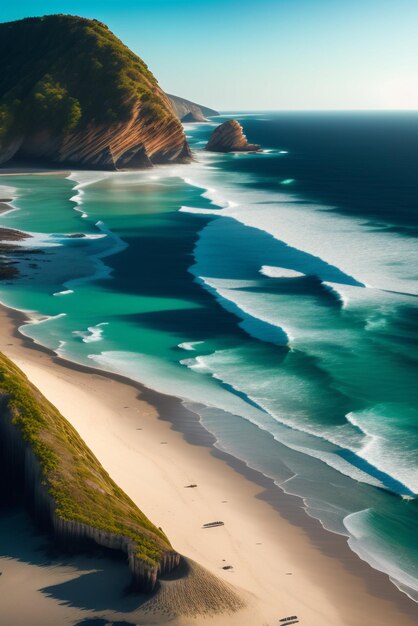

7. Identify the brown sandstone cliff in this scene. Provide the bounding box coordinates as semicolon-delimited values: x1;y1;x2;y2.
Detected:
0;16;191;170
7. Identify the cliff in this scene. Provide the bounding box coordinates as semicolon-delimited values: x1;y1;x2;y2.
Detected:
0;15;191;169
205;120;260;153
0;352;180;591
181;111;208;123
167;94;219;121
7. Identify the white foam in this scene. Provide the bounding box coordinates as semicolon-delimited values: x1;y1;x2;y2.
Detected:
82;233;107;240
260;265;305;279
174;152;418;497
35;312;67;324
230;201;417;297
67;171;111;220
87;350;270;426
178;341;204;351
179;350;388;490
201;187;232;208
18;312;67;330
0;184;17;198
180;356;212;373
344;509;418;602
179;343;417;495
0;184;19;217
182;122;218;131
197;275;291;345
178;156;418;297
73;322;108;343
346;408;418;494
322;281;350;307
53;289;74;296
218;113;263;118
1;230;63;249
179;205;218;216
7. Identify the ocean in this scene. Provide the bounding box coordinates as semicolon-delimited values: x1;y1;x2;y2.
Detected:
1;111;417;600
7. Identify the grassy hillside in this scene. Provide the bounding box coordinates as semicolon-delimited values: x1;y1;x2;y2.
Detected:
0;352;174;570
0;15;172;141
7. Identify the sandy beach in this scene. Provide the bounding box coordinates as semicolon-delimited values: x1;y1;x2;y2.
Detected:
0;165;70;176
0;302;417;626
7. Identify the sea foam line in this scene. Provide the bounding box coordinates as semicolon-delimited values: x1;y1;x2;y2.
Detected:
344;509;418;603
178;341;204;351
67;171;111;219
0;184;20;218
196;275;291;346
73;322;108;343
180;151;418;297
259;265;305;279
53;289;74;296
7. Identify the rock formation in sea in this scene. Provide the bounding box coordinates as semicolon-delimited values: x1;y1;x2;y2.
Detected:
205;120;261;153
0;15;191;170
0;228;31;279
0;352;180;591
167;94;219;122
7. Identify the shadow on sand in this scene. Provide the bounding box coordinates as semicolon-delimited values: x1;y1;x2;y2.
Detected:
0;505;149;615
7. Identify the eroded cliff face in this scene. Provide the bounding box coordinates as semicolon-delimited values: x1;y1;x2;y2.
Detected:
5;98;191;170
0;384;180;592
0;16;191;170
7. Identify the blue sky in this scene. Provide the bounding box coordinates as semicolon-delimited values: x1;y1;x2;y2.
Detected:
1;0;417;110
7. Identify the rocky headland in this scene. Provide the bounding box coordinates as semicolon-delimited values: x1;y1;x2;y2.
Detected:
0;15;191;170
205;120;260;153
167;94;218;122
181;110;208;123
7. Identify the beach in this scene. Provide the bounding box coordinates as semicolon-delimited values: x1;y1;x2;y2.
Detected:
1;302;417;625
1;3;417;623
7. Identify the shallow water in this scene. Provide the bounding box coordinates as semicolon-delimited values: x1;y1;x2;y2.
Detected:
1;111;417;600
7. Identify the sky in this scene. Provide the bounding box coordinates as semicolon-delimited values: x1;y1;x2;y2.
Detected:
1;0;417;111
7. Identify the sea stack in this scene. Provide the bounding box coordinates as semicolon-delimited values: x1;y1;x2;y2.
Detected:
205;120;260;153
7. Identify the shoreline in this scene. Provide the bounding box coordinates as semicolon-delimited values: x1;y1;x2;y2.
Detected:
0;167;70;177
1;301;418;625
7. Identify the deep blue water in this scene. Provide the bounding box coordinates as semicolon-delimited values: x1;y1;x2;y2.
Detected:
0;111;417;601
221;111;418;234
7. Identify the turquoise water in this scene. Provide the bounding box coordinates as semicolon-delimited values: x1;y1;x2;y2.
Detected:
1;113;417;601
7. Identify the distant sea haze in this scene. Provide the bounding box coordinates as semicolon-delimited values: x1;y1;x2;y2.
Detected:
0;111;417;601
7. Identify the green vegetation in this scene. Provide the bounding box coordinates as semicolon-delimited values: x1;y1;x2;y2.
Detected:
0;352;173;567
0;14;171;141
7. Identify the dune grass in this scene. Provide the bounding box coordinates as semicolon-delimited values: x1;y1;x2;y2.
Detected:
0;352;173;567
